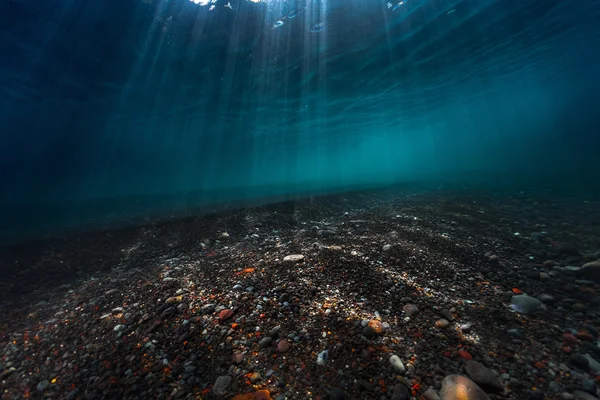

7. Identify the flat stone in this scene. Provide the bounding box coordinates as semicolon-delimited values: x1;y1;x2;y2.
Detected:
283;254;304;262
391;383;409;400
402;304;419;316
390;355;406;374
213;375;232;396
277;339;291;353
568;354;590;371
464;360;504;392
440;375;490;400
218;309;233;321
259;337;273;348
436;319;450;328
510;295;545;314
581;261;600;283
572;391;600;400
423;388;441;400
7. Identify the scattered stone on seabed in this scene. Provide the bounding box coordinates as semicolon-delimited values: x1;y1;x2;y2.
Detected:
383;244;392;251
317;350;329;366
580;261;600;282
435;319;450;328
568;354;590;371
282;254;304;262
510;295;545;314
402;304;419;316
329;387;346;400
572;390;600;400
422;388;441;400
464;360;504;392
391;383;409;400
440;375;490;400
537;293;555;303
37;380;49;392
390;355;406;374
277;339;290;352
213;375;232;396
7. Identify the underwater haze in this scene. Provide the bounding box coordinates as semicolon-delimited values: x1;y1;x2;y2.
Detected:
1;0;600;240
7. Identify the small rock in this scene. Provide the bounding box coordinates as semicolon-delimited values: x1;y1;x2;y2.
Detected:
402;304;419;316
218;309;233;321
201;304;216;314
422;388;441;400
249;372;262;383
464;360;504;392
390;355;406;374
440;375;490;400
283;254;304;263
537;294;556;303
391;383;409;400
510;295;545;314
460;322;473;333
213;375;232;396
568;354;590;371
277;340;291;353
581;379;597;395
329;387;346;400
259;337;273;348
317;350;329;366
572;390;599;400
436;319;450;329
383;244;393;251
37;380;50;392
166;295;183;304
582;259;600;280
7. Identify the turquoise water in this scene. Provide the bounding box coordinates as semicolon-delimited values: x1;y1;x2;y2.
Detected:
1;0;599;241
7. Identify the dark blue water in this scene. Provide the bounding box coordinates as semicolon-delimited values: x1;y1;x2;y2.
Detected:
1;0;600;242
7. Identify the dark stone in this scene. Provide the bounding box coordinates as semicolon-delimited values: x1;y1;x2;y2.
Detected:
567;354;590;371
581;379;597;394
328;387;346;400
391;383;409;400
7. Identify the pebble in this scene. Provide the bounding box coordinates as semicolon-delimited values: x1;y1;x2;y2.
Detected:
435;319;450;328
581;261;600;282
201;304;216;314
423;388;441;400
510;295;545;314
283;254;304;262
537;294;556;303
329;387;346;400
383;244;392;251
213;375;232;396
402;304;419;316
37;380;49;392
581;379;597;394
277;339;291;352
218;309;233;321
440;374;490;400
572;391;599;400
391;383;409;400
460;322;473;333
259;337;273;348
568;354;590;371
389;355;406;374
317;350;329;366
464;360;504;392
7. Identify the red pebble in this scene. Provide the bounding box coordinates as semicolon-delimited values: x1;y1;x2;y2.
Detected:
218;309;233;321
458;350;472;360
563;346;573;353
562;333;580;344
443;351;451;358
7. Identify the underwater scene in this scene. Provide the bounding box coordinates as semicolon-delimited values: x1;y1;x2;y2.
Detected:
1;0;600;398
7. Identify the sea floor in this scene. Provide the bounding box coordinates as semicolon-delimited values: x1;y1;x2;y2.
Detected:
1;188;599;400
